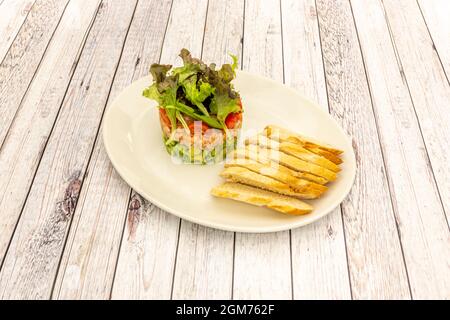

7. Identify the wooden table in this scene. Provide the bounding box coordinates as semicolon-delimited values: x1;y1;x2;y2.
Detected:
0;0;448;300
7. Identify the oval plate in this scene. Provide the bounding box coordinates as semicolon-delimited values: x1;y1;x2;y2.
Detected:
103;71;356;233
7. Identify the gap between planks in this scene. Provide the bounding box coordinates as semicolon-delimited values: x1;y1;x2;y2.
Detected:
54;0;175;299
0;0;132;299
0;0;98;270
0;0;37;64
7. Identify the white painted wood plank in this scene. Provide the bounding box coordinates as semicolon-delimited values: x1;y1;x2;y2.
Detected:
316;0;410;299
112;195;180;300
351;0;450;300
53;0;173;300
111;0;210;300
0;0;135;300
233;0;292;300
0;0;69;150
171;0;244;300
201;0;244;64
159;0;208;68
382;0;450;223
0;0;36;63
281;0;351;300
418;0;450;78
171;225;234;300
0;0;98;268
234;232;291;300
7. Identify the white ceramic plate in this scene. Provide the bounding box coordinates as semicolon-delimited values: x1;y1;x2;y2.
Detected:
103;71;356;233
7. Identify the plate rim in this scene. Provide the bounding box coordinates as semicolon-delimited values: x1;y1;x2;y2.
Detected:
102;70;356;233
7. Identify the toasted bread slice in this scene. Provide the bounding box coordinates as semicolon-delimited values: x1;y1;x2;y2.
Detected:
280;142;341;172
239;145;337;181
246;135;340;172
302;146;343;165
225;158;327;199
291;171;329;185
211;182;313;215
264;125;343;155
229;148;329;185
220;166;314;199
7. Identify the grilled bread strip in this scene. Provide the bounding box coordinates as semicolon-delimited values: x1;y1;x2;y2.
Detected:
220;166;317;199
211;182;313;215
264;125;344;165
301;145;343;165
265;124;343;155
225;158;327;199
240;145;337;181
246;134;340;173
291;171;328;185
264;128;343;164
230;148;329;185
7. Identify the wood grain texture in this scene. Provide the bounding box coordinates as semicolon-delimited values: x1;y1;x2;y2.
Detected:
53;0;173;299
233;0;292;300
351;0;450;300
0;0;448;300
112;0;210;299
171;0;244;300
316;0;410;299
350;0;450;300
0;0;36;63
0;0;120;300
281;0;351;300
417;0;450;78
0;0;69;150
382;0;450;223
172;224;234;300
0;0;100;268
112;196;180;299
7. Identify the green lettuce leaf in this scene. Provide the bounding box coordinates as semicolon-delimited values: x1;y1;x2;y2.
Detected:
210;93;241;127
217;64;234;83
143;70;179;134
230;53;238;73
167;102;222;129
175;110;189;132
165;108;177;134
142;84;162;104
171;63;199;83
182;75;215;116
